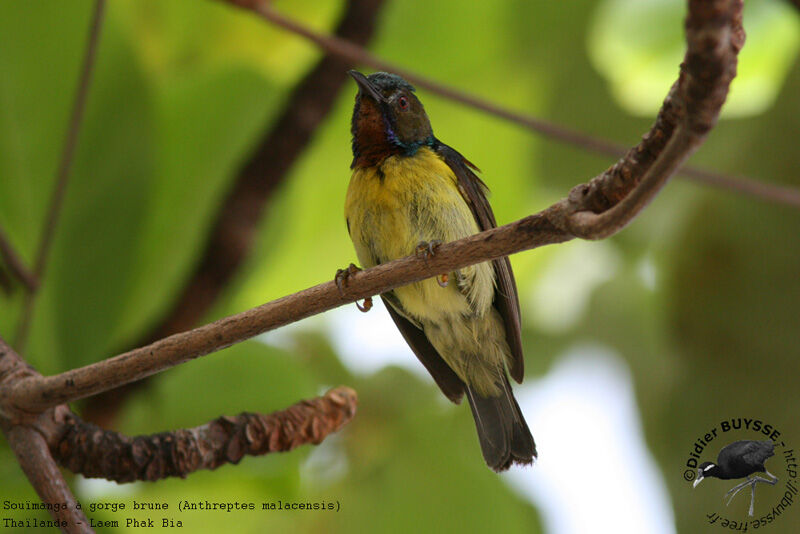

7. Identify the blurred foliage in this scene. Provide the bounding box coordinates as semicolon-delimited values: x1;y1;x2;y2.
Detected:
589;0;800;117
1;0;799;533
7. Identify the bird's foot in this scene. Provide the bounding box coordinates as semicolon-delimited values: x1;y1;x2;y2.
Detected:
335;263;360;295
415;240;442;260
414;241;448;287
724;478;752;506
334;263;372;313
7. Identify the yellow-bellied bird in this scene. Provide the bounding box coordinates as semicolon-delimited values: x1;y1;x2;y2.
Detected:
342;71;535;471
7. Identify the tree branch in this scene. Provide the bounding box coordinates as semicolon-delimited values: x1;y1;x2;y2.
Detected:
83;0;386;427
5;426;92;533
14;0;106;352
53;387;356;483
0;225;37;292
562;2;744;237
3;332;355;492
0;340;90;533
223;0;799;209
1;0;742;414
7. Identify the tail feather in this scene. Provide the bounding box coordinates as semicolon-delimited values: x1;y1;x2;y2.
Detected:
465;377;536;471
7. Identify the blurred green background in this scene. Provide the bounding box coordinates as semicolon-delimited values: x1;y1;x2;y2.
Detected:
1;0;799;532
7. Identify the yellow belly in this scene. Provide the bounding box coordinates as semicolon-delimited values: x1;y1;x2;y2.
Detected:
344;146;509;394
344;147;494;321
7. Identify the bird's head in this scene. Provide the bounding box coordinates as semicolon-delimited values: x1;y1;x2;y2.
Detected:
349;70;434;168
693;461;719;488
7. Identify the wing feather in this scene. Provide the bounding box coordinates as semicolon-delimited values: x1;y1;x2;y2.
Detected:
434;141;525;383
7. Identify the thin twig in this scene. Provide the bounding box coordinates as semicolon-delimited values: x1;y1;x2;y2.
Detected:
0;225;37;292
3;0;742;414
53;387;357;483
14;0;106;351
223;0;800;209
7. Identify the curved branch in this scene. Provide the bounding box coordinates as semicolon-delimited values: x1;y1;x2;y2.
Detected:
562;0;744;237
52;387;357;483
2;0;742;414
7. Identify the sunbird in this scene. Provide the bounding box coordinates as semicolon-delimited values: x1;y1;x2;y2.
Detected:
341;71;535;471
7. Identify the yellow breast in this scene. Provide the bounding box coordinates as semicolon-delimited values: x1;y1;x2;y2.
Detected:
344;147;495;321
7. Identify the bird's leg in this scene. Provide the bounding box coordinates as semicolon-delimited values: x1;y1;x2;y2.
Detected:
414;240;448;287
750;474;778;486
745;473;779;516
724;474;777;515
334;263;372;313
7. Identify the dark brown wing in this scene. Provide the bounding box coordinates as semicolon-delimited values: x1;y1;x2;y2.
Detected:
434;141;524;383
381;295;465;403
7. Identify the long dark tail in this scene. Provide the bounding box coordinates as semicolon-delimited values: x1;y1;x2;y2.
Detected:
465;376;536;471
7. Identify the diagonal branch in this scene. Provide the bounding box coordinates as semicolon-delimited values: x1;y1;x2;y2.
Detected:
5;426;92;533
225;0;800;209
84;0;386;426
1;0;743;414
0;225;37;292
53;387;357;483
14;0;106;352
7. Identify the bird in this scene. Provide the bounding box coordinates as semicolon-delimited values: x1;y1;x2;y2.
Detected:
693;440;778;516
338;70;535;471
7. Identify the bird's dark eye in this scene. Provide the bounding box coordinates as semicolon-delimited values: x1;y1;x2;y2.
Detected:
398;96;409;111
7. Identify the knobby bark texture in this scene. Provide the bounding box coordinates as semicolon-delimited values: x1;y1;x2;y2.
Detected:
83;0;387;427
2;336;356;530
55;387;357;483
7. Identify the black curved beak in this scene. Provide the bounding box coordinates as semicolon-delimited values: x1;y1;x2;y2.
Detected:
693;474;704;488
348;70;386;103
